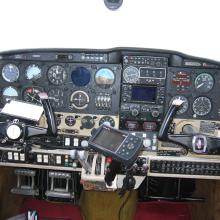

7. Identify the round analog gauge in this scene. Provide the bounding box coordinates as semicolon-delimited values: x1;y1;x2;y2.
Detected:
194;73;214;93
169;96;189;115
2;86;19;104
65;115;76;127
23;87;43;105
193;97;212;116
25;64;42;80
95;68;115;89
47;65;67;85
71;67;91;86
70;90;89;109
48;88;64;109
2;64;19;82
123;66;139;83
99;116;115;127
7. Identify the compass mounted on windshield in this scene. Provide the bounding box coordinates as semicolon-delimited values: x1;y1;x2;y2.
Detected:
104;0;123;10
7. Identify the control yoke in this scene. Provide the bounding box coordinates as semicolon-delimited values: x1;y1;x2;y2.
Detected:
158;98;220;154
0;92;57;144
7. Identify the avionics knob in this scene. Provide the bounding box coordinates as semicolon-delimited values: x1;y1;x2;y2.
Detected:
131;109;139;117
151;110;160;118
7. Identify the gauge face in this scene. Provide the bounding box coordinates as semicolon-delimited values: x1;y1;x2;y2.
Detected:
193;97;212;116
48;88;64;109
71;67;91;86
99;116;115;127
169;96;189;115
70;90;89;109
65;115;76;127
2;86;19;104
95;68;115;89
194;73;214;93
2;64;19;82
23;87;43;104
25;64;42;80
47;65;67;85
123;66;139;83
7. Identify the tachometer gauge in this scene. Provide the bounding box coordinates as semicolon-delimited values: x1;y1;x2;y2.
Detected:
194;73;214;93
123;66;139;83
48;88;64;109
2;86;19;104
193;96;212;116
99;116;115;127
95;68;115;89
169;96;189;115
25;64;42;80
2;64;19;82
47;65;67;85
70;90;89;109
23;87;43;105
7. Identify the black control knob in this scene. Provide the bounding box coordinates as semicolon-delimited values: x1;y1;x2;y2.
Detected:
131;108;140;117
81;116;95;129
151;110;160;118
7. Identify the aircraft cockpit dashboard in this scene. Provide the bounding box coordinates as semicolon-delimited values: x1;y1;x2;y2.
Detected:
1;47;220;199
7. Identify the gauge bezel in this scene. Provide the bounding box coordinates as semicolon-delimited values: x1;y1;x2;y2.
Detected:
194;73;214;93
192;96;212;116
1;64;20;82
169;95;189;115
95;67;115;89
123;66;139;83
70;90;90;110
25;64;42;81
71;66;91;87
47;65;67;85
2;86;19;104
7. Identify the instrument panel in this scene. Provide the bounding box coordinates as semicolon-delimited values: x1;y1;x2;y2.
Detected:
1;48;220;183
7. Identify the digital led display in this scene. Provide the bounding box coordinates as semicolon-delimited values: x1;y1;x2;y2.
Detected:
131;86;157;102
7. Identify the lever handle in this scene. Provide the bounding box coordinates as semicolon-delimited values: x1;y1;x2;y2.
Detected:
158;98;184;141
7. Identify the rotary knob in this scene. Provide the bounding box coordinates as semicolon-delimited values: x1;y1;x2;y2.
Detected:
151;110;160;118
131;108;139;117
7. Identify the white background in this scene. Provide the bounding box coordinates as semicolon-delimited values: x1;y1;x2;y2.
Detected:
0;0;220;61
